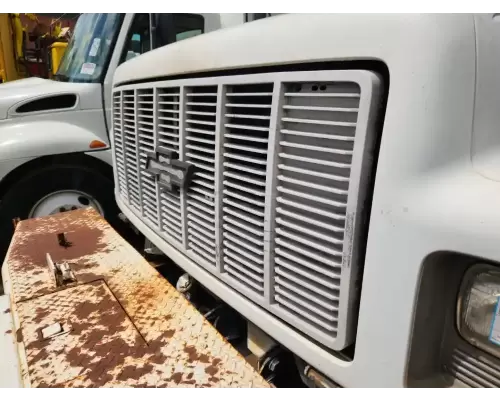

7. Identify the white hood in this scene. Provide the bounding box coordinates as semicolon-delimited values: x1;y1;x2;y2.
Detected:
0;78;102;120
0;77;49;90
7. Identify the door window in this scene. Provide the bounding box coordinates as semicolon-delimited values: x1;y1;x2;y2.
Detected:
121;13;151;63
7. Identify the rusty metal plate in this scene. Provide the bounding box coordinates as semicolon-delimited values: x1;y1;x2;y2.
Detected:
4;208;270;388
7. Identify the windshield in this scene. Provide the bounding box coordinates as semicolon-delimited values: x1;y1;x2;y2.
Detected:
55;13;123;83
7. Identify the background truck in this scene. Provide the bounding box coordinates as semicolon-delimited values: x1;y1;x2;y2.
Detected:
110;13;500;387
0;13;261;261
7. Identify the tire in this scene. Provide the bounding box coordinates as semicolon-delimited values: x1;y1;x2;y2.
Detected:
0;161;123;264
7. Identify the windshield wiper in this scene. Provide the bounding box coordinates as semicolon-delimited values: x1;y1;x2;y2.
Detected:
53;73;68;82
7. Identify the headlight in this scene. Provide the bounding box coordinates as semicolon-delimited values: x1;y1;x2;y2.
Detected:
457;264;500;358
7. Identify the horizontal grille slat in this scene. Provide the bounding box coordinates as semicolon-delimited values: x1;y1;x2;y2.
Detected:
186;144;215;155
186;110;216;117
280;141;353;156
275;275;338;311
224;152;268;165
187;213;216;233
223;247;264;275
186;119;216;126
223;198;265;218
223;215;264;237
277;196;346;221
224;180;266;197
283;105;358;113
278;164;350;182
190;245;216;265
187;136;215;145
277;175;348;195
223;207;264;228
224;263;264;293
274;294;337;332
225;123;269;133
223;231;264;256
158;123;179;130
186;152;215;164
275;266;339;301
226;103;271;109
223;189;265;208
224;260;264;284
223;223;264;247
447;348;500;388
187;221;216;241
161;206;181;224
277;186;347;209
187;206;215;223
186;127;215;136
279;153;351;169
187;193;215;208
281;129;354;141
275;241;342;278
276;217;343;245
284;92;360;98
226;92;273;97
275;248;340;282
188;235;217;256
275;284;338;321
225;114;271;121
224;171;266;187
224;143;268;154
189;161;215;173
223;162;267;177
276;206;345;232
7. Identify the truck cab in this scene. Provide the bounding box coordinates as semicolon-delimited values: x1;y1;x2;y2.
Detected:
0;13;249;260
110;13;500;387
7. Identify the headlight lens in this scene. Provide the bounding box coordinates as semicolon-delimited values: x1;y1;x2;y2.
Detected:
457;264;500;358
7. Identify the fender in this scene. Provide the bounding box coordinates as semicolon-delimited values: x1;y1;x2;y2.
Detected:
0;117;110;161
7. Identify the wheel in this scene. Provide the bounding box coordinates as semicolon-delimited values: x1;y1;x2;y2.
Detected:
0;161;122;264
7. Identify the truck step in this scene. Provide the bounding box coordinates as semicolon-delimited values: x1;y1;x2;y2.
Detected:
2;208;270;388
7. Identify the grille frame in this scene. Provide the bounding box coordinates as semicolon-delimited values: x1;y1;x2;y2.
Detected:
111;70;382;350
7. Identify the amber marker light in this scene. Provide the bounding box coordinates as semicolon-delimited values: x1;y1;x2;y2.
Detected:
89;140;108;149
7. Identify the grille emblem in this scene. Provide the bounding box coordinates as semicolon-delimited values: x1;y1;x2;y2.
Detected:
145;146;194;193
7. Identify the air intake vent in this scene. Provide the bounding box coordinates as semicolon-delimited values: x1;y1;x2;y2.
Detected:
185;85;218;265
113;92;128;201
15;94;77;114
137;88;158;228
122;90;141;211
447;347;500;387
221;83;273;297
157;87;182;245
112;70;381;350
272;81;359;341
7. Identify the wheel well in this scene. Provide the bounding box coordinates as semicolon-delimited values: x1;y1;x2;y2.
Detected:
0;152;113;199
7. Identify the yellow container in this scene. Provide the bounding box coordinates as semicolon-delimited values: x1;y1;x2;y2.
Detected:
49;42;67;75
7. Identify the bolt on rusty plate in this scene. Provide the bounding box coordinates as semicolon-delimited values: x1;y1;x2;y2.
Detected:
4;208;270;388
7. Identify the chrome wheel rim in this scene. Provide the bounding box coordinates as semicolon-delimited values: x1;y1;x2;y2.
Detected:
28;190;104;218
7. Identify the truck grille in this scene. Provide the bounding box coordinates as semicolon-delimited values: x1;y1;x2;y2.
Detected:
446;347;500;387
112;70;381;350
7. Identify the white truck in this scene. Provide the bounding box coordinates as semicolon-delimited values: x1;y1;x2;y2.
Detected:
0;13;253;258
109;13;500;388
